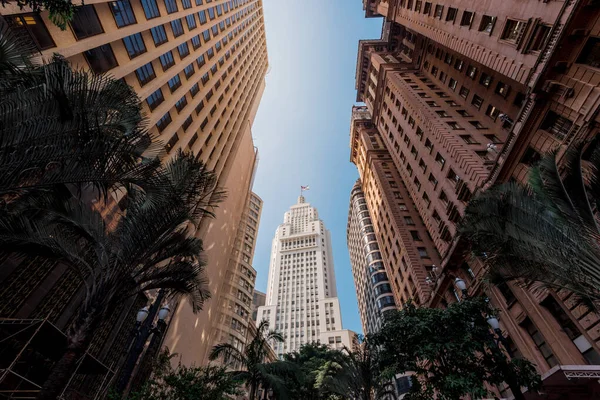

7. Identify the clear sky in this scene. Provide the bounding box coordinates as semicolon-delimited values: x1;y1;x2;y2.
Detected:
250;1;383;335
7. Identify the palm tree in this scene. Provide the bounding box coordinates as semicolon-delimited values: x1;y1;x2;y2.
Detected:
460;139;600;308
0;151;225;400
315;338;396;400
0;20;160;203
210;320;292;400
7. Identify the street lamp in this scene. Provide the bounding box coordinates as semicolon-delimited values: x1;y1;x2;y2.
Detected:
454;277;467;300
487;316;513;358
115;289;171;396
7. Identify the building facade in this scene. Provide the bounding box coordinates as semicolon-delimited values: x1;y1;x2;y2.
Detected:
257;196;357;357
0;0;269;379
209;191;263;361
347;180;396;335
351;0;600;397
252;289;266;322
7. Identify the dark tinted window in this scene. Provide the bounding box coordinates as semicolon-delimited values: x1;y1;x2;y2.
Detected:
8;13;55;50
84;44;118;73
123;33;146;58
70;6;103;39
171;19;184;37
168;74;182;92
160;51;175;70
135;62;156;86
146;88;164;110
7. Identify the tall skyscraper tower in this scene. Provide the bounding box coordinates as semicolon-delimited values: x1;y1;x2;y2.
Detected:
257;195;356;357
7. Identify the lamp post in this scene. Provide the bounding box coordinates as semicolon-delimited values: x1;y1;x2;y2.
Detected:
485;316;525;400
115;289;170;396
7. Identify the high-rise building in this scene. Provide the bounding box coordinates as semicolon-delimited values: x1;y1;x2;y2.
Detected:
206;191;263;362
0;0;269;374
257;196;357;357
350;1;600;397
252;289;266;322
347;180;396;335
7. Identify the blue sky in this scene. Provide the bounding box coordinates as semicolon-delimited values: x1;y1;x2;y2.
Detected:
250;1;383;335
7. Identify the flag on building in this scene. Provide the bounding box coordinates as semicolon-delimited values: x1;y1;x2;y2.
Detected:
301;185;310;191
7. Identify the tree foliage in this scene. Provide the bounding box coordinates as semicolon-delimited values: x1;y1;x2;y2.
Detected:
371;298;541;400
121;350;242;400
210;320;293;400
2;0;81;30
460;140;600;310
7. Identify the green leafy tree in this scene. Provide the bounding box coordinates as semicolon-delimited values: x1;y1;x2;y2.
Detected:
460;140;600;309
118;349;242;400
314;338;396;400
210;320;293;400
283;343;346;400
372;298;541;400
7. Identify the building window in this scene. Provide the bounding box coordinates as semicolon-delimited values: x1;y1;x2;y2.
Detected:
417;247;429;258
540;111;573;141
457;109;472;117
495;82;510;97
577;37;600;68
190;83;200;97
182;115;193;131
178;42;190;58
168;74;182;92
460;11;474;27
497;282;517;306
460;135;478;144
466;65;478;79
404;216;415;226
84;44;118;73
541;296;580;341
528;24;551;51
8;13;55;50
164;0;178;14
166;132;179;152
423;2;432;15
146;88;164;111
191;35;201;49
156;112;172;132
110;0;136;28
459;86;470;99
175;96;188;112
186;14;197;30
171;19;184;37
198;10;208;24
70;6;103;40
501;19;527;44
448;78;457;91
411;231;422;241
141;0;160;19
151;25;168;46
434;4;443;19
160;51;175;70
197;54;206;67
202;29;211;42
123;33;146;59
471;94;484;109
184;63;195;78
479;15;496;34
435;153;446;168
469;121;486;130
521;317;558;368
446;7;457;22
181;0;192;9
446;121;463;130
485;104;500;120
135;62;156;86
195;100;205;115
479;72;493;88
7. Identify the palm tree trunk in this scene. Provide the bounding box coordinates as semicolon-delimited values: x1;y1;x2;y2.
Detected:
249;382;257;400
37;326;93;400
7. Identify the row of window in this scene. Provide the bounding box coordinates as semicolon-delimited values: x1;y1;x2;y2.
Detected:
400;1;551;52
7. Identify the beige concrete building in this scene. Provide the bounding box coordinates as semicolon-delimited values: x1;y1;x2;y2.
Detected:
0;0;269;368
